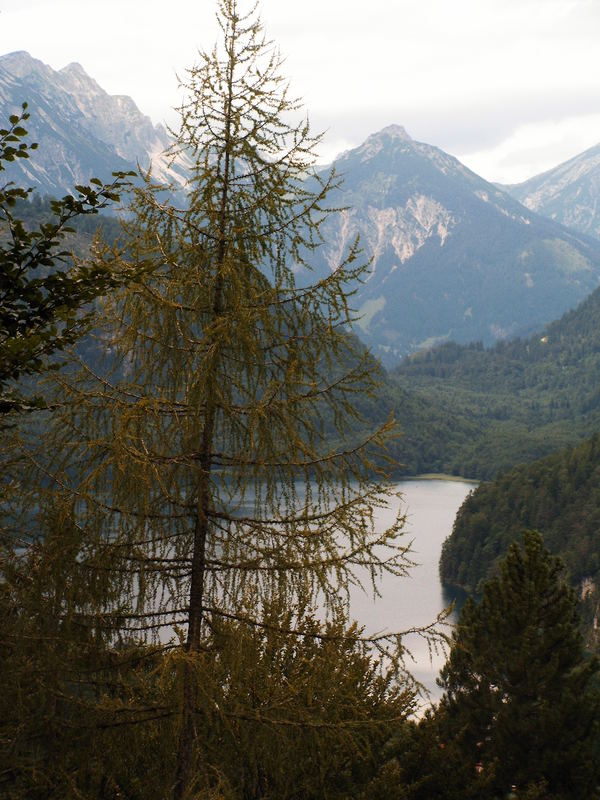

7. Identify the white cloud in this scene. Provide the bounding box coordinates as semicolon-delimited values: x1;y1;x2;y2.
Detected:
457;113;600;184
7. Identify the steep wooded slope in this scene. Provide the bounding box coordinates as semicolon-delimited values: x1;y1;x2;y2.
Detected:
439;434;600;648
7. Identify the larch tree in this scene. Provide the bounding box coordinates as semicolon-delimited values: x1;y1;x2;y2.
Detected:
7;1;434;796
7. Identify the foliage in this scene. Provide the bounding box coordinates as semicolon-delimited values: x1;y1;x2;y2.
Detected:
437;532;600;799
388;282;600;478
0;102;135;413
170;601;413;799
440;432;600;648
361;712;488;800
0;492;173;798
1;508;406;798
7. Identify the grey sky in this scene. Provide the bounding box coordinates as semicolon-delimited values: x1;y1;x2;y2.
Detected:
1;0;600;182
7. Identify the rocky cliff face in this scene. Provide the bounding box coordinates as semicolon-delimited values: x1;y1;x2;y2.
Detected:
0;51;188;196
503;143;600;241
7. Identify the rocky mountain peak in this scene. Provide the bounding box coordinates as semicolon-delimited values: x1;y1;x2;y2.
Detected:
0;50;48;78
57;60;107;106
305;124;600;364
0;51;191;195
367;124;413;143
60;61;87;76
335;124;415;165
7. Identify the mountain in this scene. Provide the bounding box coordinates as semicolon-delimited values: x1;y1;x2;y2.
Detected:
503;142;600;240
439;433;600;650
6;53;600;368
0;51;188;197
304;125;600;364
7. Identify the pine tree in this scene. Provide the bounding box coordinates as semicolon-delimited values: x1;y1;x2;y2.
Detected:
437;530;600;799
7;2;427;796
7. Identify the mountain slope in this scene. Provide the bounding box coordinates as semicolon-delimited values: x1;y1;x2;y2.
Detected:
390;280;600;477
0;51;188;196
5;53;600;372
304;125;600;364
504;142;600;240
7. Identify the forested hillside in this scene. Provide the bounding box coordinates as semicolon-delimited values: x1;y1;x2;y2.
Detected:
13;194;600;484
10;194;123;246
390;284;600;477
440;433;600;647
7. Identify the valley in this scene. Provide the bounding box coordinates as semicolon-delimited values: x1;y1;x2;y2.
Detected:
3;27;600;796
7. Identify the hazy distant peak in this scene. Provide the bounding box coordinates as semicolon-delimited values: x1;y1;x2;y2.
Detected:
367;124;413;143
0;50;33;64
60;62;88;77
57;61;107;102
336;124;415;164
0;50;31;64
504;140;600;239
0;50;51;79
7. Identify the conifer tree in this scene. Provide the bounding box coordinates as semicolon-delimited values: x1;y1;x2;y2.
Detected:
437;531;600;800
8;2;427;796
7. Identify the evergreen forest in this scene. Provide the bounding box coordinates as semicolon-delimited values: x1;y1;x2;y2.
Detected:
390;285;600;478
440;432;600;649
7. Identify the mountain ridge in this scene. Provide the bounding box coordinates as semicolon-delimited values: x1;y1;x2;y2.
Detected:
390;275;600;478
5;52;600;368
0;51;188;196
502;141;600;240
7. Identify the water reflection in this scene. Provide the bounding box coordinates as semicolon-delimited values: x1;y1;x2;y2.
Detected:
349;478;475;708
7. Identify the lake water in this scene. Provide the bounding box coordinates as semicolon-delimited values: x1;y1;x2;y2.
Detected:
158;477;474;708
349;478;475;709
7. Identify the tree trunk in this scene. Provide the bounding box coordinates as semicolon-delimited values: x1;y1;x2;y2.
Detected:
173;89;231;792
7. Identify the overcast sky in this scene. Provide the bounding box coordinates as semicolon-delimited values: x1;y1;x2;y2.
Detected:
1;0;599;183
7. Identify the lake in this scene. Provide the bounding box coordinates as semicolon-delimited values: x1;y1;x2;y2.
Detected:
157;476;474;708
349;478;475;709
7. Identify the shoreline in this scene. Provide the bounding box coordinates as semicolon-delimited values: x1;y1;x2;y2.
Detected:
398;473;479;485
